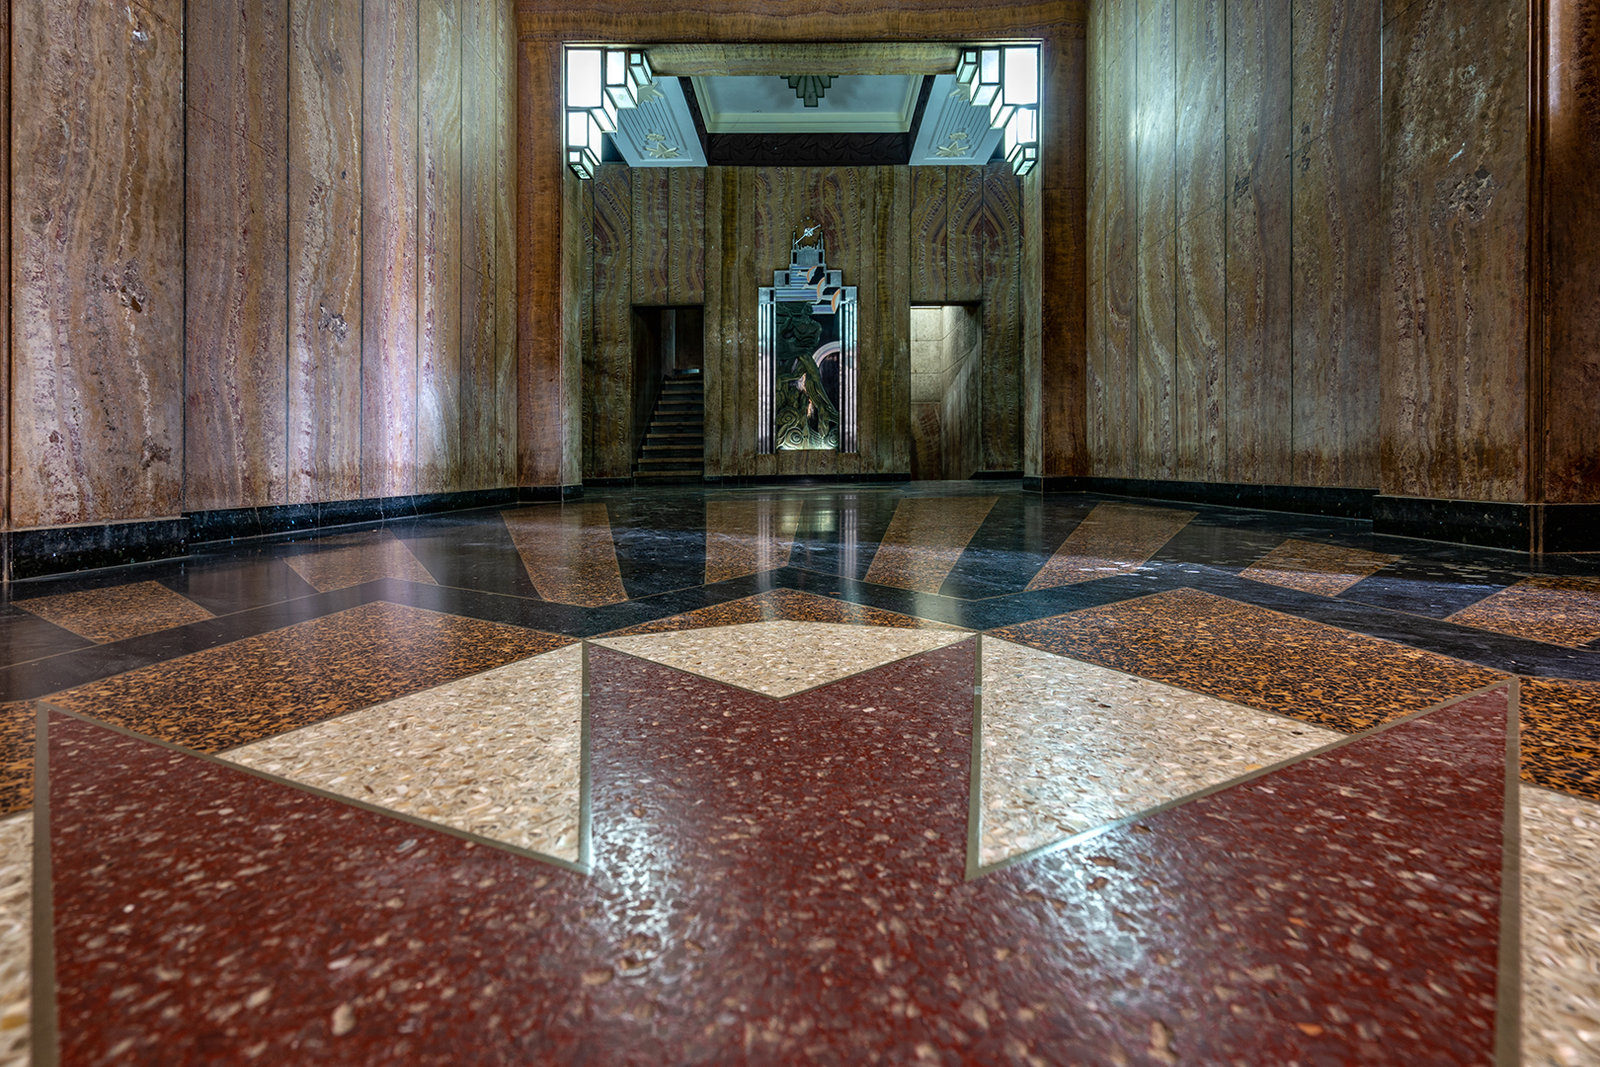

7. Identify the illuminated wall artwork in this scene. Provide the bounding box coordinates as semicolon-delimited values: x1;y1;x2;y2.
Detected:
758;219;858;453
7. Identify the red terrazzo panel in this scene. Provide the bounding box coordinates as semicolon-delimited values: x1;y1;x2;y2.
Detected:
48;661;1509;1064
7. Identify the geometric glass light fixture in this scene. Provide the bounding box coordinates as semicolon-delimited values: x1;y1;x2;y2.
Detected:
956;44;1040;177
566;46;654;179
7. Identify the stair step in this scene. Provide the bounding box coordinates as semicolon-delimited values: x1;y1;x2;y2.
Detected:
636;375;705;482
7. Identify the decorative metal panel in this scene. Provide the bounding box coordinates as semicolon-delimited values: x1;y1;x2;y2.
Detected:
758;219;858;453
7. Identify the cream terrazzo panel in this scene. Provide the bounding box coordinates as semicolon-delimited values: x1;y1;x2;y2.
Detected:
1239;538;1400;597
978;638;1339;867
863;496;998;593
502;503;628;607
1522;784;1600;1067
1025;502;1196;590
704;498;805;584
0;813;28;1067
285;530;438;592
224;644;584;862
595;621;969;699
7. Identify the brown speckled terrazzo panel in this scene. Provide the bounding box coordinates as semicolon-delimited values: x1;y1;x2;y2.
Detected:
1239;537;1400;597
1447;575;1600;648
0;705;33;818
862;494;997;592
1025;501;1196;590
284;530;439;592
1520;676;1600;802
599;587;967;637
501;503;627;606
13;580;214;643
45;660;1510;1062
46;602;568;753
993;588;1505;732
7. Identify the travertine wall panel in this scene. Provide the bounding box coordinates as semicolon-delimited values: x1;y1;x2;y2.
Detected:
1380;0;1529;501
11;1;185;526
1542;0;1600;502
288;0;364;504
1089;0;1378;488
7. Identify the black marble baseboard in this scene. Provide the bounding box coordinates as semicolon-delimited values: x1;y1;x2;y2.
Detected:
186;489;520;546
8;519;189;581
1374;496;1600;553
700;473;912;487
6;489;533;581
518;484;583;502
1032;476;1378;519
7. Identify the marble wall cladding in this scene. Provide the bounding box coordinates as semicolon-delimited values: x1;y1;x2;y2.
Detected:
1223;0;1293;486
980;164;1022;472
1380;0;1530;502
288;0;364;504
10;0;185;527
632;168;672;306
1101;46;1136;480
946;166;987;304
1290;101;1380;488
910;167;948;304
0;1;8;530
1090;0;1384;490
667;168;705;304
185;2;290;513
461;12;498;494
361;0;420;499
587;166;633;481
495;0;518;488
415;0;464;496
1543;0;1600;503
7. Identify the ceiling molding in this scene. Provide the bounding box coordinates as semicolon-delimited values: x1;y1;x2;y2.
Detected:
907;74;1005;166
644;43;960;76
690;75;920;134
611;77;708;167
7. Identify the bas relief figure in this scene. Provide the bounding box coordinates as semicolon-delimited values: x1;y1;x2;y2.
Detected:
759;217;858;454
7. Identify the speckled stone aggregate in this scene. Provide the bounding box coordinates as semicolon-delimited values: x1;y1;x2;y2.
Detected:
995;588;1506;732
502;503;628;606
1239;538;1400;597
978;638;1340;866
862;495;997;592
703;498;804;583
47;602;568;753
596;620;969;698
1520;676;1600;802
14;580;214;643
0;813;27;1067
601;588;964;637
1522;785;1600;1067
0;708;31;818
1447;575;1600;648
1025;501;1195;590
284;530;438;592
224;643;585;861
46;659;1510;1064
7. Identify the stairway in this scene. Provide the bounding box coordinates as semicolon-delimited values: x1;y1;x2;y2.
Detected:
633;371;704;484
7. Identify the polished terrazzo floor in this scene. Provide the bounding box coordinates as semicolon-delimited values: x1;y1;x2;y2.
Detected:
1;482;1598;1064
